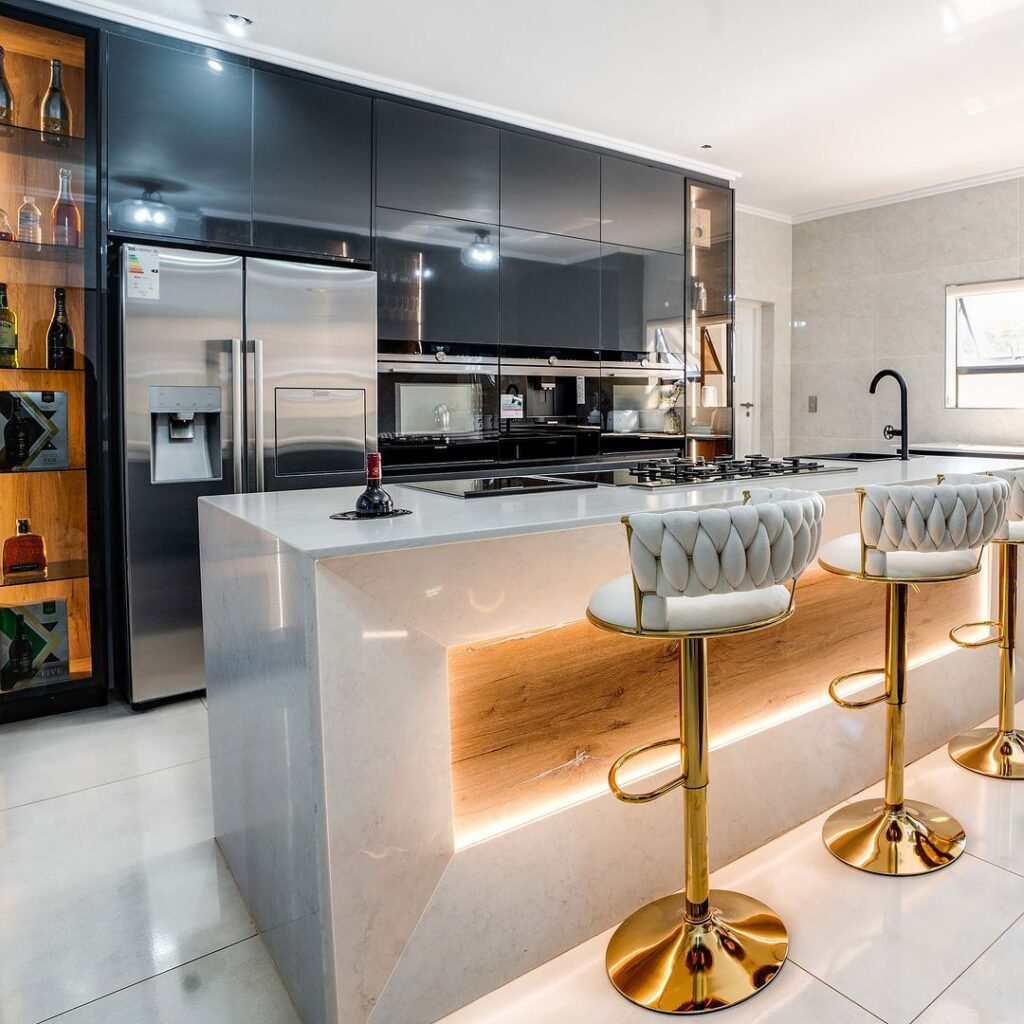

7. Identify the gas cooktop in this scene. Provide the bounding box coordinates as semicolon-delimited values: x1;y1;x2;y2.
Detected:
559;454;856;490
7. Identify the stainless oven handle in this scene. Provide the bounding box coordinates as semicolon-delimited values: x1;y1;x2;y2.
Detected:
378;360;498;376
499;362;600;379
252;337;265;492
230;337;244;492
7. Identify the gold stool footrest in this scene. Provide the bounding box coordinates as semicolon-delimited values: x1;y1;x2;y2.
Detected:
608;737;687;803
828;668;887;710
949;620;1002;648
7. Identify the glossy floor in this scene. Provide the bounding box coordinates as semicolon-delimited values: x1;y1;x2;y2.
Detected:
5;699;1024;1023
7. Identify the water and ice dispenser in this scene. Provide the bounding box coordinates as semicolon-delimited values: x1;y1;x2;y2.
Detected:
149;385;222;484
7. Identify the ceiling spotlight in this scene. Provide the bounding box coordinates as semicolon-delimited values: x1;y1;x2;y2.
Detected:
225;13;253;36
701;144;712;150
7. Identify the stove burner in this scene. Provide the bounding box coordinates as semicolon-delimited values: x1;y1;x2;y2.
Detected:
626;454;830;488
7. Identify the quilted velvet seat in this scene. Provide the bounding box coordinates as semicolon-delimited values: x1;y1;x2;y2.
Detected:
587;489;824;1015
943;469;1024;779
818;477;1009;877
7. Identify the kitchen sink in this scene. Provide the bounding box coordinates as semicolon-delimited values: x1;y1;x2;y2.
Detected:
804;451;922;462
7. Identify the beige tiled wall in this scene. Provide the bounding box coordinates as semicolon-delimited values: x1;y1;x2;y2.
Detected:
790;178;1024;455
735;210;792;456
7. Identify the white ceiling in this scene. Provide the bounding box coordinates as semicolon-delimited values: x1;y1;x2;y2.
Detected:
59;0;1024;219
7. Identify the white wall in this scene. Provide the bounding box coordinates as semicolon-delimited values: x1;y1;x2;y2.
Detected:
790;178;1024;454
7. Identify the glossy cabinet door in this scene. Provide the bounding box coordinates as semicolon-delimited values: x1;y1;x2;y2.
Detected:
375;99;499;222
601;244;686;360
687;179;734;319
107;35;252;246
499;227;600;361
601;156;685;253
253;71;371;261
500;132;600;239
375;208;499;356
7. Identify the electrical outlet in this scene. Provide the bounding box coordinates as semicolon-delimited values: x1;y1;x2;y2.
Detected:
808;395;818;413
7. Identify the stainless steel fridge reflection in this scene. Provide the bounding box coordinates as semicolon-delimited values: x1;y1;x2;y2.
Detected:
118;244;376;704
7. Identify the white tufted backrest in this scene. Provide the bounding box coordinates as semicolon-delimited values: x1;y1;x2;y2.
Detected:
627;490;825;598
992;469;1024;520
860;480;1008;554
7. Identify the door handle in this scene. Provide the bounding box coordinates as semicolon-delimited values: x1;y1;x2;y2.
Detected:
739;402;754;409
251;338;265;492
230;338;244;491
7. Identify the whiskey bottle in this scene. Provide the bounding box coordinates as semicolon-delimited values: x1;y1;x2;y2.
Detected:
354;452;394;517
2;518;47;575
0;283;17;368
40;59;72;142
46;288;75;369
0;46;14;134
50;169;81;247
3;395;30;468
7;612;34;683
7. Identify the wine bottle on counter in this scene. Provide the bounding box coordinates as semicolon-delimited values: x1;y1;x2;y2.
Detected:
0;46;15;134
40;58;71;141
46;287;74;369
2;518;46;575
50;169;80;247
0;283;17;368
355;451;394;517
3;395;29;467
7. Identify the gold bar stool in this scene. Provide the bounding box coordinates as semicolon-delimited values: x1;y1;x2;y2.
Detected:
817;478;1009;875
946;469;1024;777
587;488;825;1013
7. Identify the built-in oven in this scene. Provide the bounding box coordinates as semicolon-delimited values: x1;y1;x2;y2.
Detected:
598;363;691;455
498;360;602;463
377;355;500;470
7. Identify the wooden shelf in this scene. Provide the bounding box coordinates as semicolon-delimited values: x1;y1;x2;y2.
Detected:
1;558;87;587
0;469;88;564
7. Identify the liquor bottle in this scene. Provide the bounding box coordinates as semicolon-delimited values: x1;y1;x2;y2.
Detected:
50;169;80;247
7;613;34;683
2;518;46;575
40;59;72;142
0;46;14;134
46;287;75;369
354;452;394;517
0;283;17;368
17;196;41;246
3;395;30;468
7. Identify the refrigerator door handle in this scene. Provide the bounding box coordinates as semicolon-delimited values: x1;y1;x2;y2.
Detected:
252;337;266;492
230;337;244;492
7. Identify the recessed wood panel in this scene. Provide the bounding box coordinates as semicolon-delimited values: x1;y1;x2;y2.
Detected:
448;565;988;839
0;367;84;465
0;467;87;570
0;573;91;673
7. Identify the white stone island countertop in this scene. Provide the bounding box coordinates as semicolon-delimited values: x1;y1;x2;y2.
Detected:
199;453;1024;559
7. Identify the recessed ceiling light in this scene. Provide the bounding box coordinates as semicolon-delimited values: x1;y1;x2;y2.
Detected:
701;144;712;150
225;13;253;36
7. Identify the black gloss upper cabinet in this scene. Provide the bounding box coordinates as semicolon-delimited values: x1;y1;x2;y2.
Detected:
601;245;685;359
107;35;252;246
500;228;600;361
601;156;685;253
376;208;498;356
500;133;600;239
253;72;371;260
375;100;499;222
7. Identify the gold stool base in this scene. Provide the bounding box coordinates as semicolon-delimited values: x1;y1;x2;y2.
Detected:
949;728;1024;779
822;798;966;875
605;889;788;1014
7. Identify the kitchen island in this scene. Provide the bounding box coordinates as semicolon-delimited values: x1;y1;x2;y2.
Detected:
199;455;1023;1024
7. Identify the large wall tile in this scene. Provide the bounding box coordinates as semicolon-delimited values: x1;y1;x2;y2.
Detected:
736;211;792;294
792;209;874;287
792;278;876;362
790;358;875;442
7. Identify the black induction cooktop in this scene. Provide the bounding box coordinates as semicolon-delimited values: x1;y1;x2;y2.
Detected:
406;476;598;499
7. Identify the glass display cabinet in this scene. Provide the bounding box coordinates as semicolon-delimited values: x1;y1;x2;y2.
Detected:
684;180;734;460
0;11;102;721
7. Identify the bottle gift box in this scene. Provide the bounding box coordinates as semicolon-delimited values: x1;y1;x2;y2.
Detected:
0;390;69;471
0;599;69;692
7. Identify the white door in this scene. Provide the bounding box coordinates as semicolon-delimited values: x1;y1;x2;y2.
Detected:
733;300;761;456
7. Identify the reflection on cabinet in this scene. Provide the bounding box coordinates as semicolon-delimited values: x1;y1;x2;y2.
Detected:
500;132;600;239
107;34;252;245
253;72;371;260
601;244;685;359
601;156;685;252
375;208;498;356
687;179;734;319
375;100;499;222
499;227;600;361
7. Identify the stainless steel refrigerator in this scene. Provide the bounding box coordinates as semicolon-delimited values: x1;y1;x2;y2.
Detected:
117;243;376;705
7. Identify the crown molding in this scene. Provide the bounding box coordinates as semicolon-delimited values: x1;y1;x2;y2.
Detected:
792;165;1024;223
735;203;792;225
53;0;741;182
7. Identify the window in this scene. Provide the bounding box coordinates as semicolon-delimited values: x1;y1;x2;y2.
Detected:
946;279;1024;408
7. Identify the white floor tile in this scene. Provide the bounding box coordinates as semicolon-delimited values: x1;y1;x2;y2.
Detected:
915;912;1024;1024
438;926;879;1024
0;759;254;1024
46;937;299;1024
0;698;209;810
713;807;1024;1024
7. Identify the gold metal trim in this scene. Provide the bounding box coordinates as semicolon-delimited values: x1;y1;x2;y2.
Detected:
818;557;983;586
949;620;1002;648
828;668;887;710
608;738;687;803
